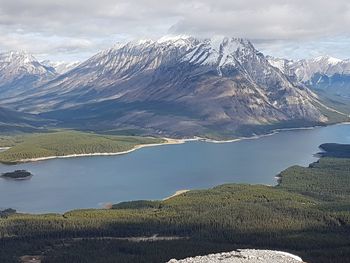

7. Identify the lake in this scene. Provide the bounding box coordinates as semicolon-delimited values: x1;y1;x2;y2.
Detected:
0;123;349;213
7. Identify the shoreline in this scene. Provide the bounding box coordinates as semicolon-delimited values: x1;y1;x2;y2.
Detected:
2;122;350;164
198;121;350;144
13;138;184;163
6;135;347;214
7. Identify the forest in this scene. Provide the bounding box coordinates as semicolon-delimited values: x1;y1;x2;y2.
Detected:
0;131;164;163
0;144;349;262
1;170;32;179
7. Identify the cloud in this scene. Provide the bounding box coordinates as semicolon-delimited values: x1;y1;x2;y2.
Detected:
170;0;350;39
0;0;349;61
255;37;350;60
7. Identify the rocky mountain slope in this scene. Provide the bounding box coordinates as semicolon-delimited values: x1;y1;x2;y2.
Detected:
0;37;346;138
0;51;56;99
2;36;338;138
167;250;304;263
268;55;350;98
0;106;52;133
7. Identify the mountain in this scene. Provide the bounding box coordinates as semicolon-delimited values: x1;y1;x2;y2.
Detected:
0;51;57;99
0;106;53;133
268;56;350;98
2;37;345;138
41;60;80;74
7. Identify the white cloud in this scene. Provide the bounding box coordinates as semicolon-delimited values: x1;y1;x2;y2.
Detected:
0;0;349;61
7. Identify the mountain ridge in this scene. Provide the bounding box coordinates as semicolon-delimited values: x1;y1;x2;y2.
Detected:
41;60;81;74
0;37;348;137
0;50;57;99
267;55;350;100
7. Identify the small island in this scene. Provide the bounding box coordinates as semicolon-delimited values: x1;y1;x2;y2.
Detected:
1;170;33;180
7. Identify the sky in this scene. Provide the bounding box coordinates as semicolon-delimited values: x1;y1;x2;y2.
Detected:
0;0;350;62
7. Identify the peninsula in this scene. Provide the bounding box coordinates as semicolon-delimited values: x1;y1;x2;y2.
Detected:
0;131;171;164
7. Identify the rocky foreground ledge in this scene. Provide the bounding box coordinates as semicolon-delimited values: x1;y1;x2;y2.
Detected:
167;249;304;263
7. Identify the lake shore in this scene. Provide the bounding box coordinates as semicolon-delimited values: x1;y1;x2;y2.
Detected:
192;122;350;144
13;137;184;163
1;124;349;214
4;122;350;164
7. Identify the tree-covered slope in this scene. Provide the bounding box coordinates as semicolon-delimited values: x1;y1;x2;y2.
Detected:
0;131;164;163
0;145;349;262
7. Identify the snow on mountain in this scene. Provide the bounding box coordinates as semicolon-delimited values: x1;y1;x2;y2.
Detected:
0;51;56;99
3;37;340;137
268;55;350;99
41;60;81;74
268;55;350;82
0;51;56;77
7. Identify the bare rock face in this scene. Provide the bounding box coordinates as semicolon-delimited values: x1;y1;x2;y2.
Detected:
167;249;304;263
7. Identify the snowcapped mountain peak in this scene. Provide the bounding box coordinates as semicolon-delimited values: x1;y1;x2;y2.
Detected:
157;35;190;42
0;50;57;98
1;36;331;136
0;50;37;65
108;36;252;54
157;35;192;46
127;36;195;49
180;36;256;70
267;54;350;83
79;36;260;80
110;42;127;50
205;37;251;51
313;55;342;65
108;39;155;52
0;50;55;76
130;38;154;46
41;60;80;74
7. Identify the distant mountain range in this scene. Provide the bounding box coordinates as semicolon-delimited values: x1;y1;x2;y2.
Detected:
268;55;350;98
0;51;56;99
0;37;348;138
41;60;81;74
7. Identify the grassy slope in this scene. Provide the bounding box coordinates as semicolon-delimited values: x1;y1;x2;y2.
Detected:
0;147;349;262
0;131;164;163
